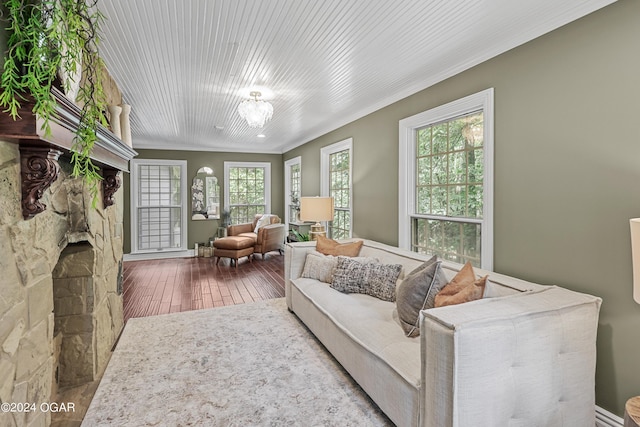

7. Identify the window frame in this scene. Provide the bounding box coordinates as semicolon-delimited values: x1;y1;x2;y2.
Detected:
321;138;353;239
398;89;494;270
284;156;302;227
129;158;188;257
223;161;272;224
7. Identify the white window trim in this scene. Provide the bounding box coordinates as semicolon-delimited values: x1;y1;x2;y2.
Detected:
398;88;494;270
321;138;353;238
284;156;302;226
129;158;188;257
224;161;272;214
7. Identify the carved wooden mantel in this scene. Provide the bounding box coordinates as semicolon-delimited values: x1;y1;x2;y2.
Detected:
0;87;137;218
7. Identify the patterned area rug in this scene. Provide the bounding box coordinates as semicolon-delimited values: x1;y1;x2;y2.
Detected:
82;298;393;426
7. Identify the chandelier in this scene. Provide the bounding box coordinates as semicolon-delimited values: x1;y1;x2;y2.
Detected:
237;91;273;128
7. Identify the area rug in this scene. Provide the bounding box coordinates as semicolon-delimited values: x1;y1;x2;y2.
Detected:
82;298;393;426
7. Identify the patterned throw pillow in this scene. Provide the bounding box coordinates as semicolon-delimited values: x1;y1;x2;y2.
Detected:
395;256;448;337
301;252;338;283
315;235;364;257
331;256;403;302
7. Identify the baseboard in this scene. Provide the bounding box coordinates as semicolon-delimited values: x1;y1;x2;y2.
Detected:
596;405;624;427
123;250;194;261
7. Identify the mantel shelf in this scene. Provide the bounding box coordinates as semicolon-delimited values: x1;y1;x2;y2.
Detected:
0;86;137;171
0;87;138;218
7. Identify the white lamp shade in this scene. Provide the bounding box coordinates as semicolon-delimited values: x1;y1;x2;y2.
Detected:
299;197;334;222
630;218;640;304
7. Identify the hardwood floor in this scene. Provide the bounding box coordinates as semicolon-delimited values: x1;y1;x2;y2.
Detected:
122;253;285;321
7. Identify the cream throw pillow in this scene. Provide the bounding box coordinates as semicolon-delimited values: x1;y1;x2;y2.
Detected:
301;252;338;283
254;214;272;233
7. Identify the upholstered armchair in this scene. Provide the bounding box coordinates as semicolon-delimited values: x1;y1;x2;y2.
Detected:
227;214;286;258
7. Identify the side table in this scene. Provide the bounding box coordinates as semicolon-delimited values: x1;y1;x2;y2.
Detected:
626;396;640;427
288;221;314;242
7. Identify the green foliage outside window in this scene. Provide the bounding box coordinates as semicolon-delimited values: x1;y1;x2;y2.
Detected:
413;112;484;265
228;166;266;224
329;149;350;238
289;163;301;222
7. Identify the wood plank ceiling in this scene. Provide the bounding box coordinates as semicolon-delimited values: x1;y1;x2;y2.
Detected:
97;0;617;154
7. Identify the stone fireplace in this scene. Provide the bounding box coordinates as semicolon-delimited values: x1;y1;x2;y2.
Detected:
53;241;123;390
0;140;127;427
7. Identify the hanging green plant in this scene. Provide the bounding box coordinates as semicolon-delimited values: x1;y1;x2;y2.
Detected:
0;0;107;206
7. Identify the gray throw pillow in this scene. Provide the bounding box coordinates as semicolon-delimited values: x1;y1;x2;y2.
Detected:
395;256;448;337
331;256;402;302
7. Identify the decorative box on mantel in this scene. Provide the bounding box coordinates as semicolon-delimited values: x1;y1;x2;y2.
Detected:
0;87;137;219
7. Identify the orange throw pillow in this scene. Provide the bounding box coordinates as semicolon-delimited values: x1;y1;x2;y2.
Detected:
434;262;488;308
315;235;363;257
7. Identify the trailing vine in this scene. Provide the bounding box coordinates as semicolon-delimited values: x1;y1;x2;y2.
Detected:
0;0;107;206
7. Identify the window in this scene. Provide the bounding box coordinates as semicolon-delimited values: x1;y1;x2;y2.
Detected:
321;138;352;239
130;159;187;254
284;156;301;226
224;162;271;224
399;89;494;270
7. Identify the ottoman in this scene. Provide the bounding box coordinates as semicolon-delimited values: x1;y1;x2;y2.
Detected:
212;236;255;268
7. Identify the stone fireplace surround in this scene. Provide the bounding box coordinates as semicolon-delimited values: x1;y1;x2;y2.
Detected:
0;140;125;427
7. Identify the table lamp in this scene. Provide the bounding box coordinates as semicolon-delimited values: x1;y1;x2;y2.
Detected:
300;197;334;240
630;218;640;304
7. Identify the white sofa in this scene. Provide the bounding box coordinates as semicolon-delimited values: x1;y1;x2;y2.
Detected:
284;239;602;427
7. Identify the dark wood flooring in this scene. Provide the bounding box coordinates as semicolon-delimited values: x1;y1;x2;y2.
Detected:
122;253;285;321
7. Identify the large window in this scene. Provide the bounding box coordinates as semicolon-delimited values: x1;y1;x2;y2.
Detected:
130;159;187;254
284;156;301;226
399;89;494;269
321;138;352;239
224;162;271;224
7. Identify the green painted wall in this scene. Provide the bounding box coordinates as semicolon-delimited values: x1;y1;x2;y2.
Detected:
123;149;284;253
284;0;640;416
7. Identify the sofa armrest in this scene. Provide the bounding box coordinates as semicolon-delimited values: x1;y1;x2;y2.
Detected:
227;223;253;236
256;223;283;244
419;286;601;427
256;224;286;255
284;241;317;309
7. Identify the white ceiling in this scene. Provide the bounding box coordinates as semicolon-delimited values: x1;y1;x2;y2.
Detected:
97;0;616;154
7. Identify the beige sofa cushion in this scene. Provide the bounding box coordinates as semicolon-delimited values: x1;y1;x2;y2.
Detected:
292;278;421;388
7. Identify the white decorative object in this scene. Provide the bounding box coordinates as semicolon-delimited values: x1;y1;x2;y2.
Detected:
120;103;132;147
237;91;273;128
107;105;122;138
57;42;82;102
